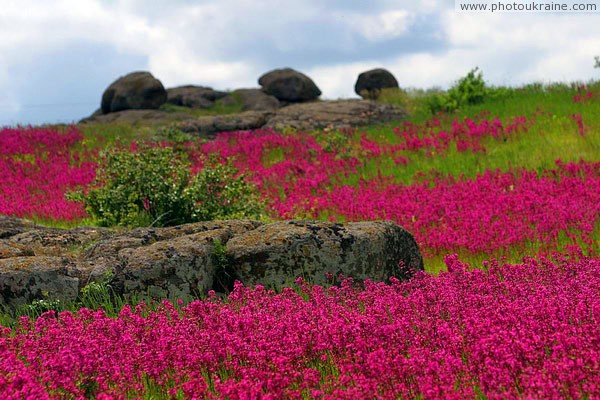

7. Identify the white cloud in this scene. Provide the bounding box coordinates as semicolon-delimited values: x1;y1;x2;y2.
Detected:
1;0;600;124
340;10;415;41
441;11;600;84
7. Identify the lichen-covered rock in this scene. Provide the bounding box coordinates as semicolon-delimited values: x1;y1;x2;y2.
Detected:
0;218;422;305
0;216;36;239
103;220;263;299
0;257;80;307
85;220;262;261
264;100;406;132
9;226;110;256
226;220;423;288
0;242;34;259
116;230;229;301
159;220;263;240
178;111;274;138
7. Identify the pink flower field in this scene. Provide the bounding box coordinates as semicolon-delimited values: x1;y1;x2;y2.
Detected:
2;254;600;399
1;98;600;398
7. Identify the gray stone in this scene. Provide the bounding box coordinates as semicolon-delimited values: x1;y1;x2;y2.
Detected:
166;85;228;109
101;71;167;114
79;109;194;125
0;219;422;305
0;257;80;307
355;68;399;99
221;89;281;111
116;230;228;301
258;68;321;102
226;220;423;289
178;111;274;138
0;216;36;239
264;99;407;132
0;242;34;259
9;226;110;257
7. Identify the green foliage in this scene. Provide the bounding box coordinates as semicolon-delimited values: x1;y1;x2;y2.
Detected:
68;145;264;227
427;68;487;113
186;154;265;221
69;145;192;227
595;56;600;69
425;68;516;115
79;272;126;314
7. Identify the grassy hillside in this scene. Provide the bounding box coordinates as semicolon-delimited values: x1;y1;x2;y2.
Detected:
2;77;600;399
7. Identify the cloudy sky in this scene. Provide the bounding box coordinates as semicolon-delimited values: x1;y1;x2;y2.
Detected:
0;0;599;125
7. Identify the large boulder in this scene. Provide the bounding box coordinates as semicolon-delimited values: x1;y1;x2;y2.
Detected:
166;85;228;109
220;89;281;111
258;68;321;102
101;71;167;114
226;220;423;288
116;231;224;301
355;68;399;99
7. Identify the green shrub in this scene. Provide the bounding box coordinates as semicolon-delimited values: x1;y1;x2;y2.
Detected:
68;145;264;227
428;67;498;114
185;154;265;221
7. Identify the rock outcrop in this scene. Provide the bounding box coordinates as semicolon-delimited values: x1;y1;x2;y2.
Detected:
81;100;407;134
258;68;321;102
166;85;229;109
178;111;275;138
263;99;407;132
79;109;196;125
355;68;399;99
221;89;281;111
101;71;167;114
227;220;423;288
0;217;423;307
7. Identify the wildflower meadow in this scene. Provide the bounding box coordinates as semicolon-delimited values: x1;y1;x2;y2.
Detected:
1;81;600;398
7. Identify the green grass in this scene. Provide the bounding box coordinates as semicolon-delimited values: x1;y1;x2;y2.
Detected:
344;81;600;186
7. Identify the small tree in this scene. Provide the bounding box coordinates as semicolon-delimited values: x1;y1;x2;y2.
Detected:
595;56;600;69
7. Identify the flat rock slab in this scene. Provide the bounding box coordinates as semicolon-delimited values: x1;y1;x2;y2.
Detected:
264;100;407;132
0;242;34;259
0;218;423;306
226;220;423;288
0;216;36;239
80;100;407;135
116;230;229;301
0;256;80;307
79;109;195;125
9;227;110;256
178;111;274;138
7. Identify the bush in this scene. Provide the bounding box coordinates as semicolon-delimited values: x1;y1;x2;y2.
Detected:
427;67;489;113
185;154;265;221
68;145;264;227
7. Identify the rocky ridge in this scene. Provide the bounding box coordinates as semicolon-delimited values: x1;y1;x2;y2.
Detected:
0;216;423;308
